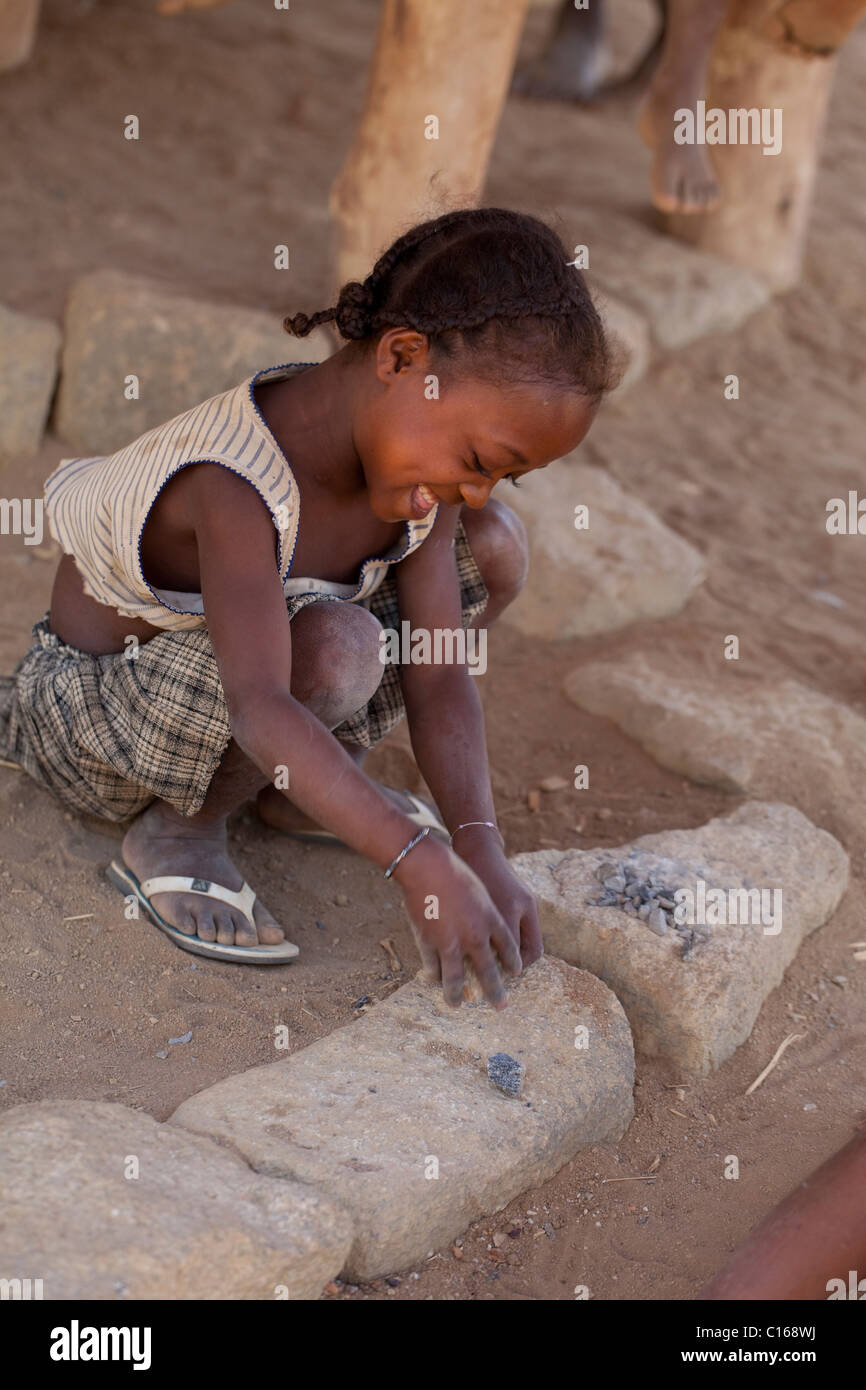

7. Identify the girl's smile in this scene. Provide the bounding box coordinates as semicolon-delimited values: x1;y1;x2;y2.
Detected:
357;331;598;526
409;482;440;518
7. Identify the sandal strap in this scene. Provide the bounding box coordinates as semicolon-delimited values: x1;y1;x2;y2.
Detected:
401;790;447;835
139;875;257;930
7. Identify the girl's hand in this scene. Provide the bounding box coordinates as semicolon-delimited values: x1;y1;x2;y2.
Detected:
452;833;544;968
393;837;523;1009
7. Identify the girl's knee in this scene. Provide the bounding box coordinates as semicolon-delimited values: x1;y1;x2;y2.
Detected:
291;601;384;722
462;497;530;605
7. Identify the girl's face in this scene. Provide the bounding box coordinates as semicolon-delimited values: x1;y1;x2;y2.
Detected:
353;330;598;524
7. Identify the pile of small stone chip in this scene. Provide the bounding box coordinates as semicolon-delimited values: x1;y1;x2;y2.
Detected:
587;859;709;960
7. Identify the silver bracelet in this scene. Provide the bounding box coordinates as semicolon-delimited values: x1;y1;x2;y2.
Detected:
449;820;504;848
383;825;431;879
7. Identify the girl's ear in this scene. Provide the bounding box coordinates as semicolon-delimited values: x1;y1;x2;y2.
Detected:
375;329;430;382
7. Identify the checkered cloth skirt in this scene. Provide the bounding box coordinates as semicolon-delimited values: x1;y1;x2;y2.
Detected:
0;521;488;824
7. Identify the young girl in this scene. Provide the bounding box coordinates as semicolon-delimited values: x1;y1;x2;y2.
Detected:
0;207;616;1006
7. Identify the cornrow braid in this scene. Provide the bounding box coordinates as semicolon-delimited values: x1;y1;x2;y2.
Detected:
284;207;621;400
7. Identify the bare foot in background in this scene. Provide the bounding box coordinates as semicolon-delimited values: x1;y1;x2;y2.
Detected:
638;0;727;213
512;0;609;102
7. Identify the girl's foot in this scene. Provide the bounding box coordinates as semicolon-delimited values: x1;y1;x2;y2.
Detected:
122;802;285;947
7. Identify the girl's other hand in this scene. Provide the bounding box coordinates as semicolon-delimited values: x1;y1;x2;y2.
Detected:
451;834;543;969
392;838;522;1009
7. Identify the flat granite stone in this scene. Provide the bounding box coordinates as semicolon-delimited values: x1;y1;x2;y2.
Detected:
598;293;651;394
510;803;848;1076
0;303;61;460
501;457;706;640
170;957;634;1281
565;652;866;851
53;270;333;456
0;1100;352;1300
584;210;770;350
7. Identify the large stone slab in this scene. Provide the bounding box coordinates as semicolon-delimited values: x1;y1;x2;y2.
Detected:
598;293;651;394
53;270;333;456
502;458;706;639
0;303;61;461
586;210;770;350
171;957;634;1280
565;651;866;823
510;803;848;1075
0;1100;352;1300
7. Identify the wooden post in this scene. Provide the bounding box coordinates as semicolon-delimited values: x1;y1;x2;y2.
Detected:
0;0;41;73
329;0;531;290
663;0;866;290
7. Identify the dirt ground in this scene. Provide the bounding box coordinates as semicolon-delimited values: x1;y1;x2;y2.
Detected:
1;0;865;1301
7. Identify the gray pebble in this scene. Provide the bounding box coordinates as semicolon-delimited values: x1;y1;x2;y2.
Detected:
487;1052;525;1097
680;931;697;959
586;863;702;957
647;909;668;936
596;861;619;883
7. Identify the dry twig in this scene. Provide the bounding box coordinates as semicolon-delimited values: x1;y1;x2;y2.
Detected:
745;1032;805;1096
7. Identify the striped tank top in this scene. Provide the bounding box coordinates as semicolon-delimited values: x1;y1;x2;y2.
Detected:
44;362;440;632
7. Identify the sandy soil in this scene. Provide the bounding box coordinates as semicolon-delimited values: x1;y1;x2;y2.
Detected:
1;0;865;1301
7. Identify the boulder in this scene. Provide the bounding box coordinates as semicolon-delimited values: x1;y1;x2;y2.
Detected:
510;802;848;1075
586;210;770;350
501;458;706;639
53;270;333;455
565;651;866;849
171;956;634;1280
598;292;651;393
0;1100;352;1299
0;303;61;461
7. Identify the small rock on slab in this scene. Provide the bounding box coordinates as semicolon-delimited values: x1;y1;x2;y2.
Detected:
53;270;333;456
487;1052;525;1097
510;803;848;1075
502;459;706;640
0;1101;352;1299
170;957;634;1281
0;303;61;460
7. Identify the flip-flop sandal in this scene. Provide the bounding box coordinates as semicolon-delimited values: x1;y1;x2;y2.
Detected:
105;859;300;965
282;789;449;847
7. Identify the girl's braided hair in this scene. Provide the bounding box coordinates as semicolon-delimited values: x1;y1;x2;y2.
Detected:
284;207;621;401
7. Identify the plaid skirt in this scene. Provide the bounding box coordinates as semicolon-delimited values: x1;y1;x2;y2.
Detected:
0;521;488;824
